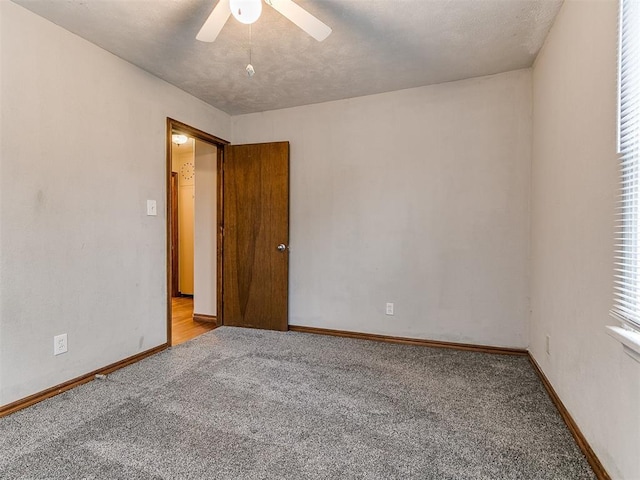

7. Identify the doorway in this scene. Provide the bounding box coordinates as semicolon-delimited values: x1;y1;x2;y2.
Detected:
166;119;291;345
166;119;227;346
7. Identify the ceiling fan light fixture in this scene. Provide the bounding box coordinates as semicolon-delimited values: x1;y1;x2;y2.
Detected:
230;0;262;25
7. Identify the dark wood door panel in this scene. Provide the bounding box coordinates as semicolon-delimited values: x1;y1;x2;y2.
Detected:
223;142;289;331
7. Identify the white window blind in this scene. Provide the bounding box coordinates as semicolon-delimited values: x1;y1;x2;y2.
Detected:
613;0;640;330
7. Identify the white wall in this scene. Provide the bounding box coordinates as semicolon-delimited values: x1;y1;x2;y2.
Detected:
0;1;4;401
3;4;634;476
194;140;217;316
232;70;532;348
176;149;195;295
530;1;640;478
0;2;230;406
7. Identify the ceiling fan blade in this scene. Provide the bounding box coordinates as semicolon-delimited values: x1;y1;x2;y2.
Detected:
266;0;332;42
196;0;231;42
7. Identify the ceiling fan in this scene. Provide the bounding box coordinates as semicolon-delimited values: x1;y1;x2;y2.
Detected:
196;0;332;43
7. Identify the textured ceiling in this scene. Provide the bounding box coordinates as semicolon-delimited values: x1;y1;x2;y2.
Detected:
12;0;563;115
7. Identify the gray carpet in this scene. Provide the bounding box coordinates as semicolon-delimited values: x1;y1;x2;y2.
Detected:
0;327;595;479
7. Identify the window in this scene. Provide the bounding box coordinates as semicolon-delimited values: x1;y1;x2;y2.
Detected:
608;0;640;361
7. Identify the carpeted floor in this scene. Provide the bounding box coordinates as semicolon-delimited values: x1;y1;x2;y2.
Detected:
0;327;595;479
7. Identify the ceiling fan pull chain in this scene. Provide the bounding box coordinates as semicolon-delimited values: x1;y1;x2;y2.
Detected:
246;24;255;77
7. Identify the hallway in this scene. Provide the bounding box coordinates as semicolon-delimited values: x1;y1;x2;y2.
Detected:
171;297;216;345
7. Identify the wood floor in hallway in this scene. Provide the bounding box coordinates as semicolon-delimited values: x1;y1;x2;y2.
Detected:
171;296;217;346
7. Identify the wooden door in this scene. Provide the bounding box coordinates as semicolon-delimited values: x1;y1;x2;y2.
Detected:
222;142;289;331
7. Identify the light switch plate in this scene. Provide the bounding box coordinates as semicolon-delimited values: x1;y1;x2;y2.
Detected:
146;200;157;216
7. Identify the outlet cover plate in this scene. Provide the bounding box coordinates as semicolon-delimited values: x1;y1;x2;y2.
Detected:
54;333;68;355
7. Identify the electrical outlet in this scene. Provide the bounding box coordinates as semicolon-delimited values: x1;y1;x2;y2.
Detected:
54;334;68;356
386;303;394;316
545;335;550;355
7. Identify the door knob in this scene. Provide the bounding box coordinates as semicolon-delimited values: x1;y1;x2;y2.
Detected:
277;244;287;252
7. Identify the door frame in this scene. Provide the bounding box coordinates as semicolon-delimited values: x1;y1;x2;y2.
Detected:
166;118;229;345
